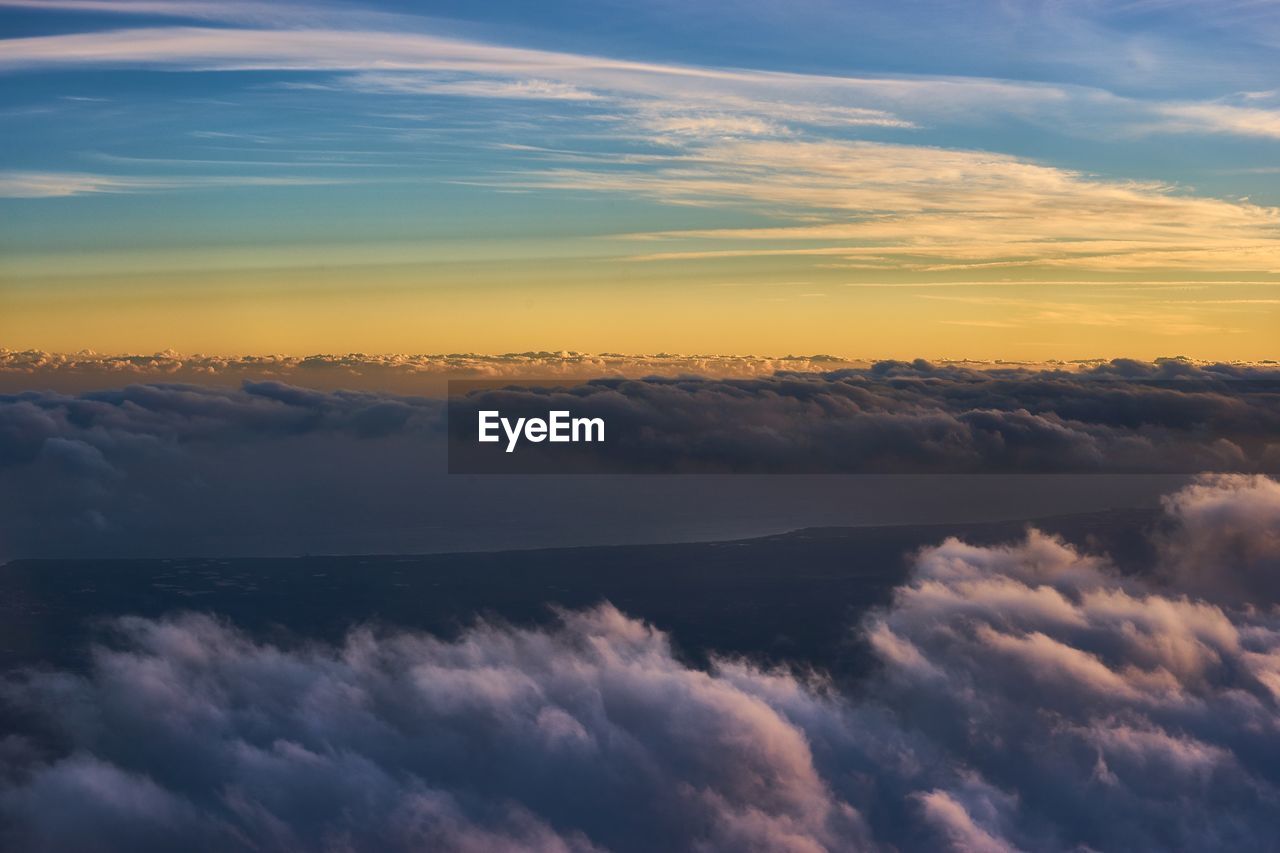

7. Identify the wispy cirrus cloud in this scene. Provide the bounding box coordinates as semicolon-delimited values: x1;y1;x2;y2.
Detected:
0;0;1275;144
340;72;604;102
0;169;355;197
0;0;396;28
547;138;1280;274
917;294;1242;335
0;23;1023;128
3;0;1280;287
1154;101;1280;139
0;6;1273;135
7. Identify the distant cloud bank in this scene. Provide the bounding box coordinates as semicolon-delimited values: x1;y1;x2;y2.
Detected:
448;362;1280;473
1;359;1277;554
0;349;859;391
3;474;1280;851
3;348;1276;390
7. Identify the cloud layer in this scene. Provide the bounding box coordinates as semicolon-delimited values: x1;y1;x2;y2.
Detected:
0;349;859;391
450;360;1280;473
3;474;1280;850
0;360;1276;555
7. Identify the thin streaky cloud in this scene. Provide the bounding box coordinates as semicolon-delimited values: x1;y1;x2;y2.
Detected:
0;22;1271;140
1153;102;1280;139
0;0;412;29
0;169;361;197
87;152;407;168
560;137;1280;274
342;73;604;102
0;24;1061;114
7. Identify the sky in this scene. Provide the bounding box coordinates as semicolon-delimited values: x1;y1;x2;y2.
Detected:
1;0;1279;360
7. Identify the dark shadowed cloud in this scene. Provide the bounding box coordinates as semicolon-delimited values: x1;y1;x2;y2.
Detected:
1;361;1276;556
449;363;1280;473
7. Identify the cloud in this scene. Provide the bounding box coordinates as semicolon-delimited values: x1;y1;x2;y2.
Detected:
447;362;1280;473
0;360;1275;555
0;170;353;197
0;381;438;458
0;23;956;148
3;475;1280;850
849;476;1280;849
3;0;1275;97
6;350;1273;391
0;12;1267;146
7;360;1280;479
0;605;871;852
1157;473;1280;606
0;0;405;30
4;6;1279;280
343;72;604;101
1155;102;1280;139
577;138;1280;274
918;293;1245;336
0;349;860;389
0;380;443;554
0;22;1036;105
0;10;1269;144
0;0;258;18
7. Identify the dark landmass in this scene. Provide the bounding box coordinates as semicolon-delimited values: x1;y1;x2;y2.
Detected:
0;508;1161;684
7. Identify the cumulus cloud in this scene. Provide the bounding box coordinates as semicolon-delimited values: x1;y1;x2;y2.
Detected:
1157;473;1280;606
0;606;871;852
854;474;1280;850
3;475;1280;850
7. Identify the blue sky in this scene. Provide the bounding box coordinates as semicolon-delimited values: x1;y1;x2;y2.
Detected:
1;0;1278;358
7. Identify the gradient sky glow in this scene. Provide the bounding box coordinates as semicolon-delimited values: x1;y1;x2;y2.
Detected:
2;0;1279;359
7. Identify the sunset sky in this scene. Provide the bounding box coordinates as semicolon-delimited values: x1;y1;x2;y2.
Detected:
2;0;1278;359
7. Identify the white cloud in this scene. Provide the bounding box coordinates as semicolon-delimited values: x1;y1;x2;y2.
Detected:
1158;473;1280;606
1155;102;1280;139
